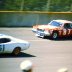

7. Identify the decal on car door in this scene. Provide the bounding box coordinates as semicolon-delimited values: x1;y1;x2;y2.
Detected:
63;29;67;35
68;29;71;35
0;45;5;52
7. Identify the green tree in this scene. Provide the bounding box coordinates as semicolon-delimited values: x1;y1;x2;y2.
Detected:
0;0;72;12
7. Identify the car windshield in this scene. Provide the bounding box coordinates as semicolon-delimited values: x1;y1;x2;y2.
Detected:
49;21;62;27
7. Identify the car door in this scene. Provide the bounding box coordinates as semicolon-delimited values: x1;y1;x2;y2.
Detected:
63;23;71;36
69;23;72;36
0;38;11;53
66;23;72;36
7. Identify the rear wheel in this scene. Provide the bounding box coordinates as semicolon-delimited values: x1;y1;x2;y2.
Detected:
51;32;59;40
12;47;21;55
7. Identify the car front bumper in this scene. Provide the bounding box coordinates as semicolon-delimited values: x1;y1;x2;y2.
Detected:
32;28;37;33
36;31;50;38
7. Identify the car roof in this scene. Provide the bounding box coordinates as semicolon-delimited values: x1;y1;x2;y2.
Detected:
53;20;72;24
0;34;26;43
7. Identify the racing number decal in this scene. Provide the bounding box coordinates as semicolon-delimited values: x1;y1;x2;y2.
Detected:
63;29;67;35
0;45;3;51
68;29;71;35
63;29;71;35
0;45;5;52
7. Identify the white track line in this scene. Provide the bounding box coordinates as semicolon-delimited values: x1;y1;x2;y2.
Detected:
27;39;51;41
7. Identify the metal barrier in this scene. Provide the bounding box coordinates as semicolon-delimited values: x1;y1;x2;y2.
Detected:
0;11;72;27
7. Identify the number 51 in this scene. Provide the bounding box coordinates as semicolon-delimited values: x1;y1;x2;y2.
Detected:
0;45;2;51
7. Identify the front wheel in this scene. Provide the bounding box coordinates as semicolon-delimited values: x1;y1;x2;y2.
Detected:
51;32;59;40
12;47;21;55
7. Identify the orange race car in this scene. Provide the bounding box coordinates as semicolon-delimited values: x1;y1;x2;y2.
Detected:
32;20;72;39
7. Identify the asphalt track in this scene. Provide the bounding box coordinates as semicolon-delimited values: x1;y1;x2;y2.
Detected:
0;28;72;72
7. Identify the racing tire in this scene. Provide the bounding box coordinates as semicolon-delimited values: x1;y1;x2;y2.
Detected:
42;35;46;39
51;32;59;40
12;47;21;55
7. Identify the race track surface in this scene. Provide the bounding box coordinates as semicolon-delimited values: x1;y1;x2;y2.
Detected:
0;28;72;72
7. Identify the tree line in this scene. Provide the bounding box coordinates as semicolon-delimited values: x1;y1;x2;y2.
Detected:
0;0;72;12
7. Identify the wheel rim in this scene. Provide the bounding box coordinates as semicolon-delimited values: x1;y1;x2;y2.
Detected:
53;33;58;39
13;48;20;55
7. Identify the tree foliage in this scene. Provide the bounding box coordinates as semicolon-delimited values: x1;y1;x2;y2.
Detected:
0;0;72;12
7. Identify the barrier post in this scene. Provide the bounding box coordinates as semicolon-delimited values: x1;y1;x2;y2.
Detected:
20;60;33;72
57;68;68;72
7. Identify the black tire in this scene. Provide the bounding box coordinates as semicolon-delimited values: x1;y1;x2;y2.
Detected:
42;35;47;39
51;32;58;40
42;35;45;39
12;47;21;55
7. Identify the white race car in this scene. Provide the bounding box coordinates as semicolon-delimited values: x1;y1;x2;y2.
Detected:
0;34;30;55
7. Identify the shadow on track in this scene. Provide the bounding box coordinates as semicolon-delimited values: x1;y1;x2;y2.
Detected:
43;36;72;41
0;52;36;58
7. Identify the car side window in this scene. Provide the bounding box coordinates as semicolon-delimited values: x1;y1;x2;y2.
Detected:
0;38;11;43
64;23;71;29
70;24;72;29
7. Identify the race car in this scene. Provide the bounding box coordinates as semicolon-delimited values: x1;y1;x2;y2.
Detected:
32;20;72;39
0;34;30;55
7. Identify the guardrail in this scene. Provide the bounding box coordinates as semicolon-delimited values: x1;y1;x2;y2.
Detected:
0;11;72;27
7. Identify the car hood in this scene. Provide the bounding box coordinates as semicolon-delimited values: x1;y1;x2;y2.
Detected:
37;25;59;30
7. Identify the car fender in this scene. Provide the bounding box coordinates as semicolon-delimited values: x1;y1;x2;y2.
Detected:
5;42;29;53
